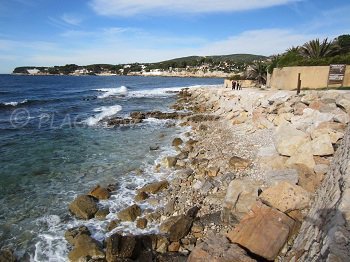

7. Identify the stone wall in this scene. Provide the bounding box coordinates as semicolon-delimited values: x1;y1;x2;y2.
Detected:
286;125;350;261
269;66;350;90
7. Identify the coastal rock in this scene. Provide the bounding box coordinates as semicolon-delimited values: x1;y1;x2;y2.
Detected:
137;180;169;194
135;191;149;202
106;219;121;232
68;195;98;220
188;235;255;262
227;201;295;261
333;108;349;124
160;215;193;241
222;179;260;224
163;157;178;168
172;138;183;147
136;218;148;229
65;225;91;246
336;97;350;113
89;185;111;200
0;248;16;262
168;242;181;252
117;204;142;222
290;108;334;131
228;156;251;171
295;164;325;193
259;181;310;213
286;143;316;170
274;125;310;156
311;127;344;144
310;134;334;156
95;208;110;220
232;111;248;125
68;234;105;262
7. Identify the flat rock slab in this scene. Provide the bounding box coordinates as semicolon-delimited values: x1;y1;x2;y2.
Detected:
259;181;310;213
227;201;295;261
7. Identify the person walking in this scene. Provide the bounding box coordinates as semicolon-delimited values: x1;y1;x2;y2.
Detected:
231;80;237;90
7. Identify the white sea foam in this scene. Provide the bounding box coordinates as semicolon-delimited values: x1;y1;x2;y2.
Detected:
2;99;28;106
94;86;128;99
85;105;122;126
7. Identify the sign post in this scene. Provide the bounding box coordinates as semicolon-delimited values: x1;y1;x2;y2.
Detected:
328;64;346;87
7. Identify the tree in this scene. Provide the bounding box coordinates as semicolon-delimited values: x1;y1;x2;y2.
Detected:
299;38;337;58
334;34;350;54
248;60;267;84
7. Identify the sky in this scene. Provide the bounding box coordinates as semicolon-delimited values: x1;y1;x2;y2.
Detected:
0;0;349;73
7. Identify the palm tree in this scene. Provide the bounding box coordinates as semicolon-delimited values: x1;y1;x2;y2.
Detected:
286;46;300;54
248;60;267;85
299;38;338;58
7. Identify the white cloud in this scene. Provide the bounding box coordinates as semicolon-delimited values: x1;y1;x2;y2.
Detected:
89;0;301;16
61;13;83;26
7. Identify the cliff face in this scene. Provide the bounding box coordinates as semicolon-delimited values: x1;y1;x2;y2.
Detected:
287;125;350;261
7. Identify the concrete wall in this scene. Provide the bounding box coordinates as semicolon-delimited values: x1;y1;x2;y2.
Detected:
270;65;350;90
224;79;257;89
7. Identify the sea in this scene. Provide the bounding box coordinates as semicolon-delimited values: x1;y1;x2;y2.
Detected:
0;75;222;261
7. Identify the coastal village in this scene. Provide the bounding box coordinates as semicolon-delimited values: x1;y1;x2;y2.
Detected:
2;35;350;261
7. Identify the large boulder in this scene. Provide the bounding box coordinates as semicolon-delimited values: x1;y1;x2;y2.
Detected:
274;125;310;156
0;249;16;262
295;164;325;193
336;97;350;113
172;137;183;147
89;185;111;200
286;143;316;170
137;180;169;194
188;235;255;262
259;181;310;213
105;233;155;261
65;226;90;246
117;204;141;222
221;179;260;224
69;195;98;220
310;134;334;156
227;202;295;261
68;234;105;262
290;108;334;131
159;215;193;241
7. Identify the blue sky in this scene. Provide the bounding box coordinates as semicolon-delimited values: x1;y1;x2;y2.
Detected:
0;0;349;73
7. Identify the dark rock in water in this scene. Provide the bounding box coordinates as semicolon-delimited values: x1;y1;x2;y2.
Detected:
89;185;111;200
69;195;99;220
137;180;169;194
0;248;16;262
106;219;121;232
95;208;110;220
150;145;160;151
105;233;156;261
135;191;149;202
117;204;142;222
136;218;148;229
65;225;91;246
68;234;105;262
107;183;118;192
107;117;143;126
172;137;183;147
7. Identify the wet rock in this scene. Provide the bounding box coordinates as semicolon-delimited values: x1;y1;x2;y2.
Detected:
150;145;160;151
163;157;178;168
68;234;105;262
160;215;193;241
107;117;143;126
106;219;121;232
89;185;111;200
188;235;255;262
95;208;110;220
65;225;91;245
135;191;149;202
228;156;251;171
259;181;310;213
227;201;295;261
0;248;17;262
137;180;169;194
172;138;183;147
117;204;142;222
69;195;99;220
136;218;148;229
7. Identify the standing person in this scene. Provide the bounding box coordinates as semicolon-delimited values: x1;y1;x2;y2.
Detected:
237;82;240;90
231;80;237;90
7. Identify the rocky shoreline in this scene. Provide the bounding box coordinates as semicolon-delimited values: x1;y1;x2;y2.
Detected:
2;86;349;261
